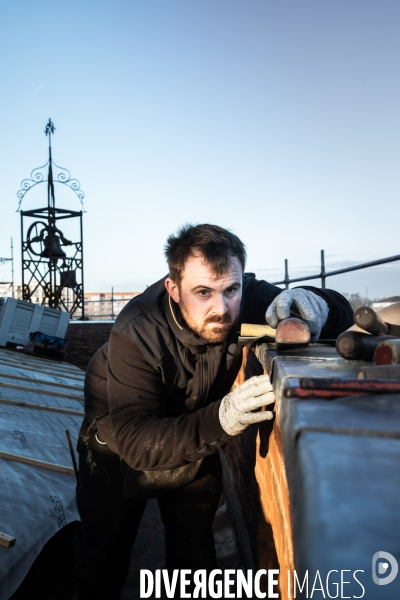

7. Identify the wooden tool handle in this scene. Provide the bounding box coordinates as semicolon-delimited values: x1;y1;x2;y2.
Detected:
240;318;310;347
336;331;395;361
354;306;400;337
358;364;400;379
388;323;400;336
240;323;276;338
354;306;389;335
374;301;400;325
374;339;400;365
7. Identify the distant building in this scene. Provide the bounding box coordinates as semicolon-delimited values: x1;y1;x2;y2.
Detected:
372;296;400;311
0;284;141;321
84;291;141;320
372;302;397;311
0;282;46;303
0;283;14;298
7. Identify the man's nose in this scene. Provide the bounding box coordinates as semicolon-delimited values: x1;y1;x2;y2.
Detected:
211;294;229;315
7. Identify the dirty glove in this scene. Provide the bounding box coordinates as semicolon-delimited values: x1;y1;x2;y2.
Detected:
219;375;275;437
266;289;329;342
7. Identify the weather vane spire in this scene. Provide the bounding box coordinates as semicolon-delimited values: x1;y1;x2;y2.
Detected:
18;118;85;317
44;118;55;137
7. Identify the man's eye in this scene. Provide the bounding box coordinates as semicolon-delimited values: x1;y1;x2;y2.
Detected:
226;287;238;293
198;290;209;297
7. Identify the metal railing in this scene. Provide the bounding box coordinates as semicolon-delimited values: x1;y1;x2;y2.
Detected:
82;287;138;321
0;238;15;298
84;298;131;320
272;250;400;289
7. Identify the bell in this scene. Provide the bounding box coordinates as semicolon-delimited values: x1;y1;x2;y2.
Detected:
60;269;77;289
40;233;67;260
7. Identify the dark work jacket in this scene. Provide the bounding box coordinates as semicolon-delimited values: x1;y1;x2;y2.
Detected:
84;274;352;474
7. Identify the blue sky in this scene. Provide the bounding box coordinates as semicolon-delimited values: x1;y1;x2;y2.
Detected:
0;0;399;298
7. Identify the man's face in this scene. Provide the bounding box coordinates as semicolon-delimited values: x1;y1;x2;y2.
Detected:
165;254;243;343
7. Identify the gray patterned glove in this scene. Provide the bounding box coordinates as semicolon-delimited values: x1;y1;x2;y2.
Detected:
266;289;329;342
219;375;275;437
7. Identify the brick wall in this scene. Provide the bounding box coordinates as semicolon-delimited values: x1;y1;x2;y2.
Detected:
255;410;295;595
221;348;280;591
221;346;295;597
64;322;114;370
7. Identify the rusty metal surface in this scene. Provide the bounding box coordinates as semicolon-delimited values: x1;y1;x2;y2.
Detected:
256;343;341;378
275;317;310;347
258;343;400;599
285;377;400;399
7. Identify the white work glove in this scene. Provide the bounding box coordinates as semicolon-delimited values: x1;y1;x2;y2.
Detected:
219;375;275;437
265;289;329;342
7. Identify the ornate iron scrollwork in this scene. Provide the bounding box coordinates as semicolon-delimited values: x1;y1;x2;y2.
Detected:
17;161;85;211
17;119;85;212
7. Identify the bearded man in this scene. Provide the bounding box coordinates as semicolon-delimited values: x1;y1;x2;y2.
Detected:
73;224;352;599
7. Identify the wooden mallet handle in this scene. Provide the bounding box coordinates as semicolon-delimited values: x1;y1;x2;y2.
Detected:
354;306;389;335
240;323;276;338
354;305;400;337
374;339;400;365
336;331;395;361
240;318;310;346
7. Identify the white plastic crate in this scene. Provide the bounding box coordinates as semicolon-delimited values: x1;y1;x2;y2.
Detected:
0;298;70;348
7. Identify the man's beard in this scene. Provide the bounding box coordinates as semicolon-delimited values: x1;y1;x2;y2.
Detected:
179;302;235;343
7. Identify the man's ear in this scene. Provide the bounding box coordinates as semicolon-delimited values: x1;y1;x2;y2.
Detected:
165;278;180;303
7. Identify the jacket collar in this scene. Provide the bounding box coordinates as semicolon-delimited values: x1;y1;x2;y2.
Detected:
164;292;210;354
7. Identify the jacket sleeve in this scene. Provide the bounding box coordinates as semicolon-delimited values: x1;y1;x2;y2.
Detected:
107;330;232;471
242;276;353;338
296;285;354;338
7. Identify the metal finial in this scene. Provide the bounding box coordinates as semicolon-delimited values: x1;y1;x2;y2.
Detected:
45;119;55;136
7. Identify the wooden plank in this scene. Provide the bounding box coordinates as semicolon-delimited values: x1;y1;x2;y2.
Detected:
0;451;75;475
0;380;83;401
0;351;84;376
0;531;16;548
0;371;83;392
0;397;84;417
0;354;84;374
1;347;75;364
0;357;83;377
0;359;85;382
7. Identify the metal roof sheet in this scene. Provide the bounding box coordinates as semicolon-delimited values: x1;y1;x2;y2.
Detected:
0;349;83;600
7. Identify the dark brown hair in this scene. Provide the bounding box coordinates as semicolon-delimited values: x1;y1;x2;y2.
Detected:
165;223;246;284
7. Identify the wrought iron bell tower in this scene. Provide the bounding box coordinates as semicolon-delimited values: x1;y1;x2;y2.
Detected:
18;119;85;318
